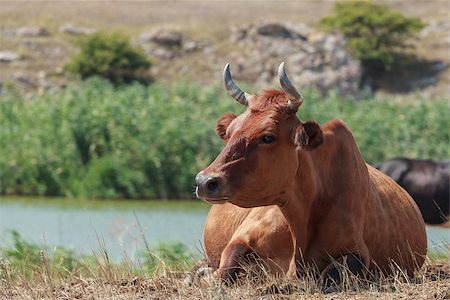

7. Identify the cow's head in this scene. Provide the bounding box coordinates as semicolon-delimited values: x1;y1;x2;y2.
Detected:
195;63;323;208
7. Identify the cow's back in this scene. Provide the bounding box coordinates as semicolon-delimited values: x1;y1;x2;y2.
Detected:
363;165;427;274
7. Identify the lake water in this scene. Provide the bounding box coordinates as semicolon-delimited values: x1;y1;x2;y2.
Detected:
0;198;448;261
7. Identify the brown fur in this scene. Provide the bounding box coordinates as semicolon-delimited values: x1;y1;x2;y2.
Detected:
204;204;292;279
200;89;427;281
216;113;237;140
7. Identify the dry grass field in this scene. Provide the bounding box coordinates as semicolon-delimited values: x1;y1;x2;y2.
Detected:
1;259;449;300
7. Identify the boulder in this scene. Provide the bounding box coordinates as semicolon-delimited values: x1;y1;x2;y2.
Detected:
0;51;19;62
140;29;182;48
16;26;49;37
140;28;210;60
59;23;95;35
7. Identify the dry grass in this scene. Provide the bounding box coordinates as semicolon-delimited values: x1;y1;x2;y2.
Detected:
1;257;449;300
1;1;448;29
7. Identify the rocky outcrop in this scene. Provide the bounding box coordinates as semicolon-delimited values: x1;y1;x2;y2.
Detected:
5;21;444;96
137;24;361;96
228;22;361;96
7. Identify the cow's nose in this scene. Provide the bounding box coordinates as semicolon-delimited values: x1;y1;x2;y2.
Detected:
195;173;223;198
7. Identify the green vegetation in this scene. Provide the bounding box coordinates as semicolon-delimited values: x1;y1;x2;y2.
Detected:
319;1;424;73
143;242;195;274
0;79;448;199
65;31;151;84
0;231;195;281
1;230;447;282
0;230;77;279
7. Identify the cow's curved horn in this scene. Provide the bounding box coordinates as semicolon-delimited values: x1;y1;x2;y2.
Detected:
223;63;251;106
278;62;303;112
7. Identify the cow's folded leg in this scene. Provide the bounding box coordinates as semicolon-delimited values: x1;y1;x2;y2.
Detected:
217;241;255;284
319;253;366;290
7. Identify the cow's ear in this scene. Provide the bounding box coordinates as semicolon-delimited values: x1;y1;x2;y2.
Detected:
216;113;237;140
295;121;323;150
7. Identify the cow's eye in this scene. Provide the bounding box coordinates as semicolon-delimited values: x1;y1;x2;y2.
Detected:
259;134;276;144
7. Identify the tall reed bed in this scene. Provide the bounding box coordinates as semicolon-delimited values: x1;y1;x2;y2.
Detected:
0;79;448;198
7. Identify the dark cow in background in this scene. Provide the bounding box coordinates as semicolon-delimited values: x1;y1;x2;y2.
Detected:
375;158;450;225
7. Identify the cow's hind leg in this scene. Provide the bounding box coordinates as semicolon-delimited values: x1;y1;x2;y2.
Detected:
218;240;258;284
320;253;366;291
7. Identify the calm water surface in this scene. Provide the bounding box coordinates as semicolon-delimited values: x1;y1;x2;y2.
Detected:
0;198;448;261
0;198;210;260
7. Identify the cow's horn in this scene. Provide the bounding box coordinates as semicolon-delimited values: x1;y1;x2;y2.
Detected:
223;63;251;106
278;62;303;112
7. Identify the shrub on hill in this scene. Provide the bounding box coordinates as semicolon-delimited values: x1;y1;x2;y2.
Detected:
65;31;151;84
319;1;424;76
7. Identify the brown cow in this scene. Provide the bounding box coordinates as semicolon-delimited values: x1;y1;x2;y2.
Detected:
197;63;427;283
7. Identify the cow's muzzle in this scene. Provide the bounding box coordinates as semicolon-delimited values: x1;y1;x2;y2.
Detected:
195;172;228;203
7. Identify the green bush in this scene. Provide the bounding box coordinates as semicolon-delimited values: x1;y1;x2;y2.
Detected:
0;79;448;199
65;31;151;84
319;1;424;73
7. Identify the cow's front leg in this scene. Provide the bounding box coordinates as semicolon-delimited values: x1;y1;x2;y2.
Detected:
319;253;367;290
218;240;257;284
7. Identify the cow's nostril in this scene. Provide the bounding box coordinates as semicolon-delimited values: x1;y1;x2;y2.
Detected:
206;178;220;194
195;173;224;198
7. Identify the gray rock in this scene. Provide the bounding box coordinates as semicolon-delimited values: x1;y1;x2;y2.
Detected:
0;51;19;62
140;28;212;60
183;41;198;52
182;40;209;52
141;28;182;48
13;72;37;87
420;20;450;36
16;26;49;37
145;47;176;59
230;25;248;41
23;39;38;49
59;23;95;35
138;31;155;43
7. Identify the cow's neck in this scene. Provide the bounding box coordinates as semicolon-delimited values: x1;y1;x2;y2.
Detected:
278;152;319;275
278;122;370;276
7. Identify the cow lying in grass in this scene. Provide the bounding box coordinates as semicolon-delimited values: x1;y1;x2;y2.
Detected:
375;157;450;226
196;63;427;285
